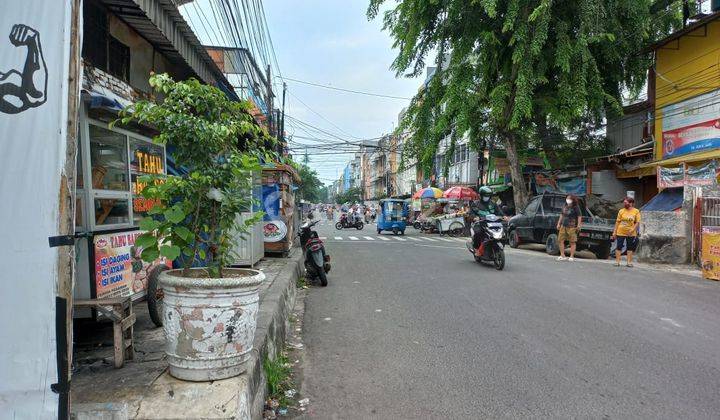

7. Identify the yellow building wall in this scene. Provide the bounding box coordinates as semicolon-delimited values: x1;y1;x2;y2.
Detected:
654;20;720;160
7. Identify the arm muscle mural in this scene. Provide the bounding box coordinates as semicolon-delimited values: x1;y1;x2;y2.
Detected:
0;24;47;114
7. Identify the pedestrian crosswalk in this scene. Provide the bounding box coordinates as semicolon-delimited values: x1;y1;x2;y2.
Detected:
318;234;467;244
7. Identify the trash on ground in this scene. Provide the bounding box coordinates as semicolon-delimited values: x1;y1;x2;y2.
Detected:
284;389;297;398
298;397;310;407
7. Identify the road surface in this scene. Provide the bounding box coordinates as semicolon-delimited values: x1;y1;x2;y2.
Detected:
297;216;720;419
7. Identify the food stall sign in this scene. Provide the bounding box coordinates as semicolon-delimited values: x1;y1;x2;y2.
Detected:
263;220;288;242
93;231;170;299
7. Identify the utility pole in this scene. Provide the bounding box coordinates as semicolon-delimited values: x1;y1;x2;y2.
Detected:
280;82;287;143
265;64;273;141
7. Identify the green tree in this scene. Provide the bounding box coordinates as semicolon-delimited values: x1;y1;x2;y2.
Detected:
335;187;363;204
297;164;325;202
369;0;685;207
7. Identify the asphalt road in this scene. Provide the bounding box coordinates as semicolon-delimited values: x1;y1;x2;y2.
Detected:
298;216;720;419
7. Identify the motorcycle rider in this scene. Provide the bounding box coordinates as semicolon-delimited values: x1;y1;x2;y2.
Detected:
470;186;506;251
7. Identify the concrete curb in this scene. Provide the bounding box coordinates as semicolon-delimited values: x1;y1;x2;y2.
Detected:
245;250;303;419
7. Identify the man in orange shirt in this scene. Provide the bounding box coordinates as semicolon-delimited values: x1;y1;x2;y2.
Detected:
611;196;641;267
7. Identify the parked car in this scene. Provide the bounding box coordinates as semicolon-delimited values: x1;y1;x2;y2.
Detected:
507;192;613;259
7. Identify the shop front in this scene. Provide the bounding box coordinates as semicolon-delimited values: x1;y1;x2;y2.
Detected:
74;106;170;324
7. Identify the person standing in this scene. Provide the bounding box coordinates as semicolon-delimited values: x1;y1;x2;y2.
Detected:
611;196;641;267
556;195;582;261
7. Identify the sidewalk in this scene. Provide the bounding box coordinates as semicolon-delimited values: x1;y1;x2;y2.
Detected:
71;249;303;420
514;244;702;278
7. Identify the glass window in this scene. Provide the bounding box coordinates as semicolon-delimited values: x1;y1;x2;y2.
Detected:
525;198;541;215
130;137;164;225
90;125;128;191
94;197;130;226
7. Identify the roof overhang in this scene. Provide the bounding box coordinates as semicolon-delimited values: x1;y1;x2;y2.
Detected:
642;11;720;53
100;0;230;88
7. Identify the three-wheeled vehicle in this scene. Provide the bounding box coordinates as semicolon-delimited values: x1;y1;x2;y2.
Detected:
377;199;408;235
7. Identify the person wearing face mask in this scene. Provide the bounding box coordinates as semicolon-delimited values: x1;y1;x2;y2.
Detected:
611;196;641;267
556;194;582;261
472;186;504;218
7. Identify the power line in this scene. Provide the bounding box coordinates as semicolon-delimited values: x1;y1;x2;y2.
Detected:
279;76;413;100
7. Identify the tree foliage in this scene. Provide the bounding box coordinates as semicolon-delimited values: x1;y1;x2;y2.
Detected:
116;74;273;277
296;164;327;203
369;0;685;207
335;187;363;204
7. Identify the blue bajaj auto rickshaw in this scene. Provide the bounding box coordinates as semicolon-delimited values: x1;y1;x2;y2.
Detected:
377;199;408;235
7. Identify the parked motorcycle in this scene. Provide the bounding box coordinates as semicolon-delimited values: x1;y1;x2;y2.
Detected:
466;214;506;270
335;213;364;230
299;215;330;286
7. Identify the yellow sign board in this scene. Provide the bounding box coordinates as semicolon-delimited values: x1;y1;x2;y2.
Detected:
701;227;720;281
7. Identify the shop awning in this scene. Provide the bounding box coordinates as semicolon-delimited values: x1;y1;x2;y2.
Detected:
641;187;683;211
640;149;720;168
616;165;657;179
488;184;511;193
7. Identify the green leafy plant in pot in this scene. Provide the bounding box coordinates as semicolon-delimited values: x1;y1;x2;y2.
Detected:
116;73;274;381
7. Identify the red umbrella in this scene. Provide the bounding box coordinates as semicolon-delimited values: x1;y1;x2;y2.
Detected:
443;186;479;200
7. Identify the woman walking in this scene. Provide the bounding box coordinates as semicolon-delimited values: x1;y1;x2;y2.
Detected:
611;196;641;267
556;194;582;261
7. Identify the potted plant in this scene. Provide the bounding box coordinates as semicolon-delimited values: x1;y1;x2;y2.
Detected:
116;73;273;381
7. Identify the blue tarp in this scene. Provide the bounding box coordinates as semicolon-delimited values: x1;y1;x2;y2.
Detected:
642;187;683;211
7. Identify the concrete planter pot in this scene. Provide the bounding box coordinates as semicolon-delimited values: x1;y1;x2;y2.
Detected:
159;267;265;381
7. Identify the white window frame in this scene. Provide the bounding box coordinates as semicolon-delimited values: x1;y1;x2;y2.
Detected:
79;113;166;232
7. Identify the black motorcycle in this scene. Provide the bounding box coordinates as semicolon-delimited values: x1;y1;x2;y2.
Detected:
466;214;506;270
335;213;364;230
299;216;330;286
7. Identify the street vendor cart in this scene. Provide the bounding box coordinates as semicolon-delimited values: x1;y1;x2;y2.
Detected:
261;164;301;256
74;117;170;329
435;214;466;237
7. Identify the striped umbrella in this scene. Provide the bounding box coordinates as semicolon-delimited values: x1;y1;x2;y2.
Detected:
443;186;479;200
412;187;444;199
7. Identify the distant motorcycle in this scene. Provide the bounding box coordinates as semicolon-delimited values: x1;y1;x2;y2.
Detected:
299;215;330;286
466;214;506;270
335;213;364;230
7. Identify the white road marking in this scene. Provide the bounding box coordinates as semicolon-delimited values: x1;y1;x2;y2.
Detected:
377;236;390;241
349;236;359;240
660;318;684;328
323;317;332;321
407;237;422;241
437;238;454;242
319;236;327;240
393;236;407;241
334;236;343;240
375;309;382;312
422;237;438;242
363;236;375;241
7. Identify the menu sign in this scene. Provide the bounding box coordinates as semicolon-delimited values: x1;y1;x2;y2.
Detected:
94;231;170;299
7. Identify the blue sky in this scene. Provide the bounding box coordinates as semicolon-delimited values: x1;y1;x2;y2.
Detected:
182;1;426;185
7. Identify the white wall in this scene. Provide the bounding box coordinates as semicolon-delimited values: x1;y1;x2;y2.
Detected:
0;2;75;418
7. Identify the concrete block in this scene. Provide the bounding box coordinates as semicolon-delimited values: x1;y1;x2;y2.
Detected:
71;403;128;420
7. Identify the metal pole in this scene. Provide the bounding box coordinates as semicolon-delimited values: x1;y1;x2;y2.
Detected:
280;82;287;143
266;64;272;136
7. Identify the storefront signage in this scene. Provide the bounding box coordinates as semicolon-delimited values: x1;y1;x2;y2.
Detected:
701;226;720;280
94;231;169;299
657;161;718;189
135;150;164;174
263;220;287;242
662;89;720;159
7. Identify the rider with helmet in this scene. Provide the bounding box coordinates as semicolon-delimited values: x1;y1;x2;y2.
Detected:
472;186;505;218
471;186;506;250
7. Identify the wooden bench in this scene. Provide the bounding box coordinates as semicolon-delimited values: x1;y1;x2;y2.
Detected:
74;297;136;368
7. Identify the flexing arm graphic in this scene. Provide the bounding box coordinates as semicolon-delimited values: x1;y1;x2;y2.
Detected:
0;24;47;114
